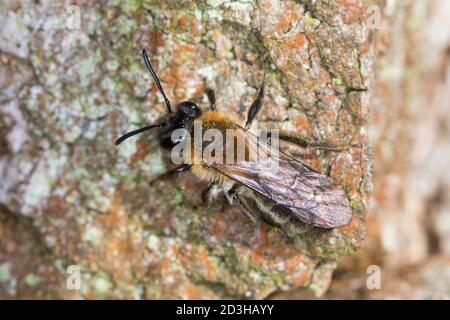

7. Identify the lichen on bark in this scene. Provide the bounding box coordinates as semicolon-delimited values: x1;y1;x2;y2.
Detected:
0;0;373;299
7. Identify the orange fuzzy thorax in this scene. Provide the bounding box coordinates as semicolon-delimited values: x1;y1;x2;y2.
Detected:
187;111;243;184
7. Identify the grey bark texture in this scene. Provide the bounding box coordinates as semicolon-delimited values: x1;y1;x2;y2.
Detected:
0;0;374;298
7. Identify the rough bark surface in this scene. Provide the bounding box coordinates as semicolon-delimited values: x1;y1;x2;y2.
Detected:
0;0;373;299
274;0;450;300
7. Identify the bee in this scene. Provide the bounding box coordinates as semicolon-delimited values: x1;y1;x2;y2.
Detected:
115;49;353;233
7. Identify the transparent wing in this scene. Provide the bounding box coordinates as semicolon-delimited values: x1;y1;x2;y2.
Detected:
212;127;352;228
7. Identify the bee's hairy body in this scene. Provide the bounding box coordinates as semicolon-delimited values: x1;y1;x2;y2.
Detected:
187;110;241;184
115;49;353;233
180;111;314;233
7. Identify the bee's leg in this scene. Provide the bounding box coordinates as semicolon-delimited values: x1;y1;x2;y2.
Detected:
245;78;265;128
254;200;288;227
287;218;315;234
254;199;315;234
285;150;320;160
201;183;213;204
201;182;221;204
231;194;260;223
149;164;192;185
225;187;260;222
270;132;361;152
205;88;216;111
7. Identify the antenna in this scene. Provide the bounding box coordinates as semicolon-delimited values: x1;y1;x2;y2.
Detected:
142;49;172;113
115;123;164;145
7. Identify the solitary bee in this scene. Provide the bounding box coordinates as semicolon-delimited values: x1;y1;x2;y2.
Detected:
116;49;353;233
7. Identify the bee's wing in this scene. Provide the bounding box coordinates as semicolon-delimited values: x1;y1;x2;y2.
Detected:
215;160;352;228
213;127;352;228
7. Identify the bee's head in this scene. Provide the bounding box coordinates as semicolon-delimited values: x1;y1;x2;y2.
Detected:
115;49;202;147
154;101;201;149
176;101;202;119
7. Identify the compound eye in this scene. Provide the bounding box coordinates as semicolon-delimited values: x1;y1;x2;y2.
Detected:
179;101;201;118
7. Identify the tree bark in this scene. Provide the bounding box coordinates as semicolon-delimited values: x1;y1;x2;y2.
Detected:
0;0;373;298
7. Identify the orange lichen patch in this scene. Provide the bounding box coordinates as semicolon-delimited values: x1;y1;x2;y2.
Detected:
341;215;362;236
330;152;360;191
198;246;215;280
275;11;300;33
286;269;312;287
209;212;229;238
324;109;338;123
171;243;180;258
163;257;173;270
152;257;172;272
284;256;314;286
248;226;298;266
284;255;312;273
177;43;197;57
164;65;182;87
318;68;332;85
178;248;191;266
282;33;307;51
176;78;205;101
185;284;203;299
261;0;272;10
177;15;202;37
42;192;82;257
183;178;205;190
163;43;203;100
194;82;205;96
360;41;370;55
336;170;359;197
179;245;216;281
293;114;312;132
165;43;196;77
47;194;71;215
338;0;367;24
147;30;165;51
82;198;147;284
132;138;150;161
308;159;322;172
177;16;191;31
322;93;338;104
99;198;127;223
